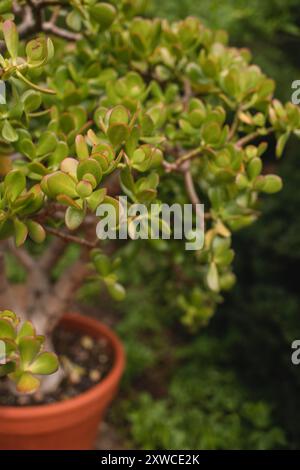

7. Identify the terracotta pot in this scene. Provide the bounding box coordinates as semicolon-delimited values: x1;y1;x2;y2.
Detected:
0;313;125;450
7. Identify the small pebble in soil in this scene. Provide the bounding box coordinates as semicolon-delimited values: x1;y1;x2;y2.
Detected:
69;371;82;385
0;324;113;407
80;335;94;350
89;369;102;382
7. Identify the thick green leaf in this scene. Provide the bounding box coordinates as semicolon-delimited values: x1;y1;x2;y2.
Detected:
107;282;126;301
77;158;102;184
45;171;77;198
60;157;78;177
29;352;59;375
4;170;26;201
17;321;35;340
76;180;93;198
109;105;129;125
86;188;106;211
2;120;18;142
0;0;12;15
17;372;40;393
28;161;48;176
36;131;57;156
261;174;283;194
65;206;85;230
201;122;221;144
75;135;89;160
2;20;18;60
207;262;220;292
0;310;18;325
89;2;117;30
120;167;136;201
20;139;36;159
66;9;82;31
247;157;262;180
25;37;53;66
27;220;46;243
107;123;129;146
51;141;69;166
0;319;16;340
21;90;42;113
93;253;111;276
19;336;42;367
276;132;290;159
13;218;28;247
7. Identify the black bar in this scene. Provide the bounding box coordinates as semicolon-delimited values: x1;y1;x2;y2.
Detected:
0;450;300;466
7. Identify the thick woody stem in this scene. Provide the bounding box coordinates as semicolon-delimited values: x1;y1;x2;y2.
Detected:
33;259;90;335
0;247;21;314
39;237;67;271
25;266;51;321
8;240;36;271
17;5;35;37
44;226;98;248
13;1;82;41
42;22;82;41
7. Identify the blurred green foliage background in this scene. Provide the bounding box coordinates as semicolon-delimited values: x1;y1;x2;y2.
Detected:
99;0;300;450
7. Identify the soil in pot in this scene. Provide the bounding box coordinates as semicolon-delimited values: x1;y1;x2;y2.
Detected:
0;325;114;406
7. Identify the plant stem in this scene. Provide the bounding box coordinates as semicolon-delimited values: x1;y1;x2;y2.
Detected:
16;70;56;95
182;162;204;231
0;247;21;314
228;107;241;141
236;127;274;147
8;239;36;271
42;22;82;41
44;226;98;248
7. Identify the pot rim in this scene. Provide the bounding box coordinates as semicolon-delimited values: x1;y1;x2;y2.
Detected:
0;312;125;418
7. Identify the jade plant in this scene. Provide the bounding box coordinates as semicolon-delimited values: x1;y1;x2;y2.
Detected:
0;0;299;394
0;310;58;392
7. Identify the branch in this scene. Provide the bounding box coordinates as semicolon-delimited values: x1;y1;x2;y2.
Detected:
17;5;35;37
0;247;20;313
175;146;203;167
42;22;82;41
14;1;82;41
163;146;207;172
182;162;204;230
236;127;274;148
8;239;36;271
42;259;91;333
44;226;98;249
26;0;42;32
41;2;82;41
228;107;241;141
182;78;192;111
34;202;67;224
39;237;67;271
25;265;51;322
163;160;179;173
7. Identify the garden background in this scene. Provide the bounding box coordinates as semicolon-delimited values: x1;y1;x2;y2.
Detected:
7;0;300;449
